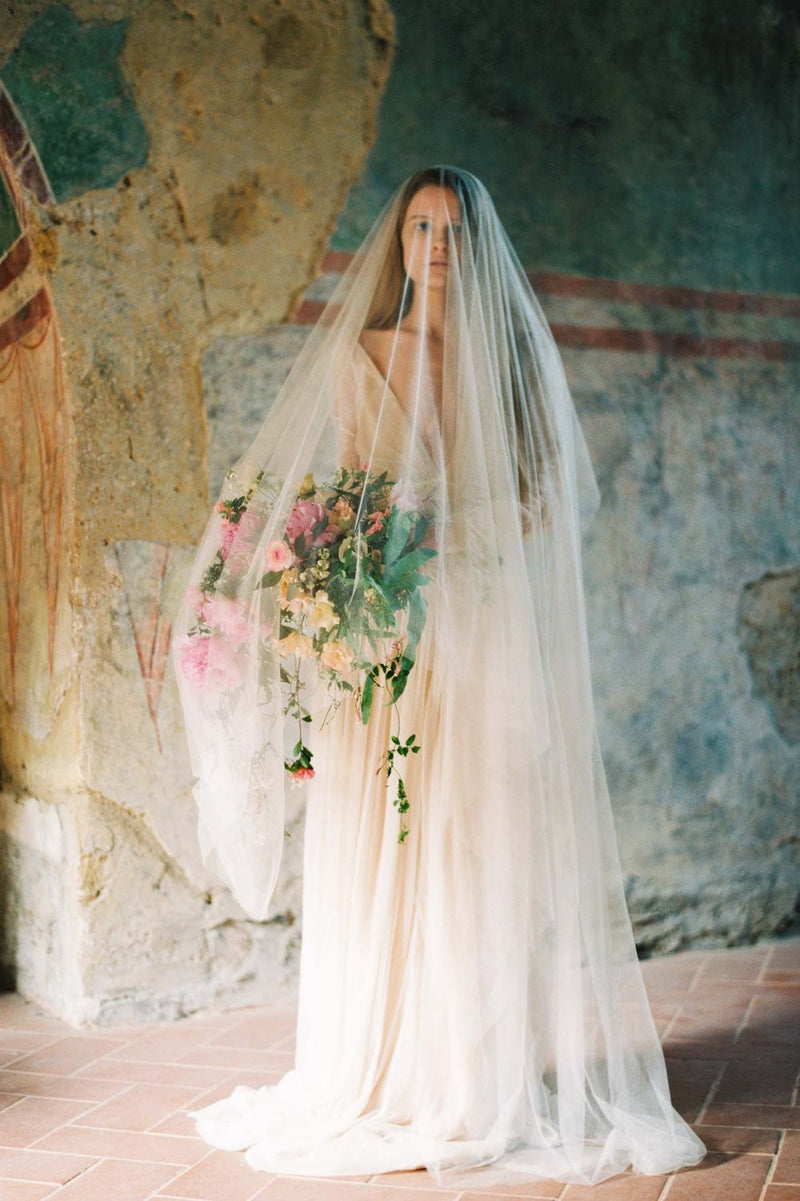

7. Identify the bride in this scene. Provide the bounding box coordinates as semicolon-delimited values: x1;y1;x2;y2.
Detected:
173;166;705;1188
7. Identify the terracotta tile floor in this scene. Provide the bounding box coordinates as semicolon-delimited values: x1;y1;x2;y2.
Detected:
0;938;798;1200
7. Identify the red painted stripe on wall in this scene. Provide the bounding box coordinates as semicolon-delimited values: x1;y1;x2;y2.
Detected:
320;250;800;319
550;323;800;361
0;235;30;293
0;286;50;352
530;271;800;318
293;298;800;361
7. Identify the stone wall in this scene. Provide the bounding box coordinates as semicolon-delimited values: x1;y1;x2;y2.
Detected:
0;0;393;1025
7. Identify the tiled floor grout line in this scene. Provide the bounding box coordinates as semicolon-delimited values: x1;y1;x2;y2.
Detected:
757;1126;785;1201
733;993;759;1045
685;961;706;996
656;968;699;1044
693;1059;728;1126
790;1060;800;1108
656;1175;675;1200
757;943;775;985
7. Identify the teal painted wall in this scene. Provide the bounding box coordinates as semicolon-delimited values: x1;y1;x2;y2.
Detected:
0;4;147;202
333;0;800;294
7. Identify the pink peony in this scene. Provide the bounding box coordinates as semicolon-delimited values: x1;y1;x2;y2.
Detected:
265;539;293;572
177;635;245;692
204;595;249;644
286;500;336;548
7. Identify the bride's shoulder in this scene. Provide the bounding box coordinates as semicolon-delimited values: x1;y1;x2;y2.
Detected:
359;328;393;356
359;326;416;372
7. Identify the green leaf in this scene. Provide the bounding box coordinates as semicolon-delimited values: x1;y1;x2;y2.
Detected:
260;570;284;588
409;515;429;550
295;533;306;557
405;591;427;664
360;673;375;724
382;546;437;596
383;510;411;567
388;659;412;703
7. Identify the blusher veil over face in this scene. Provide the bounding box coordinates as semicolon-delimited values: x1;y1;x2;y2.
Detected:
173;166;704;1187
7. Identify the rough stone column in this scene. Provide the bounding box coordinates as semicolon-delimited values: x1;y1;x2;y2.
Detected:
0;0;393;1025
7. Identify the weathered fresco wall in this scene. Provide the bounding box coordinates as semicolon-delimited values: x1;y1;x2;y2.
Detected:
334;0;800;295
0;0;393;1025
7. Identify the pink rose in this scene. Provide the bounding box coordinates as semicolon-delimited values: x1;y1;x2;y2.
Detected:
265;539;293;572
177;635;245;692
286;500;336;548
288;765;315;786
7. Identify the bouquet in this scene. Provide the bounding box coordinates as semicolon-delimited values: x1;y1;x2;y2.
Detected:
179;465;437;841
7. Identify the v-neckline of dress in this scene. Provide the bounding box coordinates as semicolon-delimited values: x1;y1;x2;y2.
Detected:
354;339;443;459
354;339;407;413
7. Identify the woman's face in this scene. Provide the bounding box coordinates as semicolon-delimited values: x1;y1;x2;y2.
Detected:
400;184;462;291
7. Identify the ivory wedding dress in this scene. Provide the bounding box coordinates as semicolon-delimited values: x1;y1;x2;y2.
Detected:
174;167;706;1188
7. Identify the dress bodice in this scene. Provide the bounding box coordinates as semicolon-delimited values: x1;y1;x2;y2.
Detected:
334;342;441;487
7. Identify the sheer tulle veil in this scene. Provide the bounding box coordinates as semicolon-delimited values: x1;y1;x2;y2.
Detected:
172;166;705;1186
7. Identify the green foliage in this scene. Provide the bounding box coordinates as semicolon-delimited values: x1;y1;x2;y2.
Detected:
199;552;224;594
384;733;420;842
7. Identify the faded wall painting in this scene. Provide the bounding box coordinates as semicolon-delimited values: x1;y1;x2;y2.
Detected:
0;85;71;741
